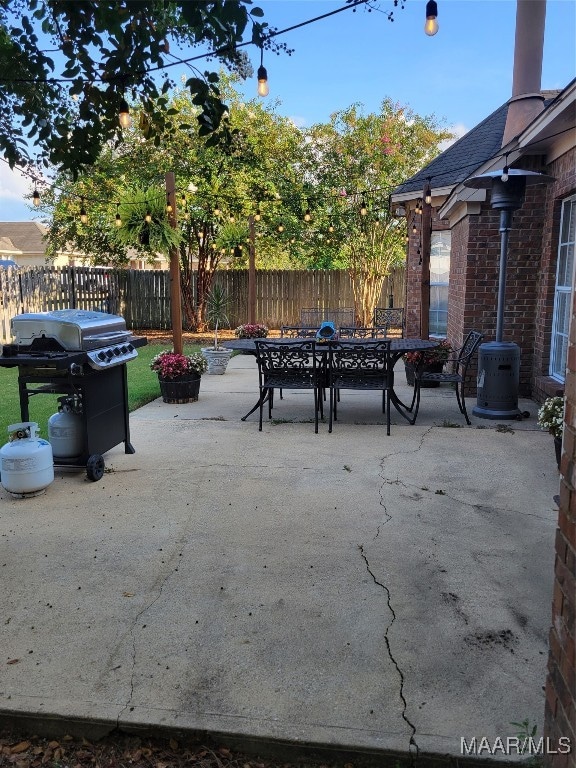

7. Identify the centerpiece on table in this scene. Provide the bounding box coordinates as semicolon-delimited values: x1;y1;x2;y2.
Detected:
403;339;453;387
537;395;564;469
151;350;208;403
234;323;269;339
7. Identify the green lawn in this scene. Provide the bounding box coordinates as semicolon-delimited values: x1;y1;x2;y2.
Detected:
0;342;202;441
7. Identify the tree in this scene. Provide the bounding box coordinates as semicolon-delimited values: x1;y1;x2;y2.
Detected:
0;0;277;177
303;100;451;324
39;78;309;329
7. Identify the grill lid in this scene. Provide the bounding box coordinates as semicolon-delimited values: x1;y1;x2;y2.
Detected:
11;309;130;351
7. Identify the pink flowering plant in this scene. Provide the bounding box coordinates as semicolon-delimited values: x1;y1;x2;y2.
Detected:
234;323;269;339
150;350;208;379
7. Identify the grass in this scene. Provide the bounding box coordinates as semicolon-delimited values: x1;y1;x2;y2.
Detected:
0;342;202;441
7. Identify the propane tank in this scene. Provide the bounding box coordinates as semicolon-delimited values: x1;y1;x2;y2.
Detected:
48;396;83;458
0;422;54;498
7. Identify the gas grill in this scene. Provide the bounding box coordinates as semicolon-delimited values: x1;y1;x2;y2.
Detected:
0;310;147;481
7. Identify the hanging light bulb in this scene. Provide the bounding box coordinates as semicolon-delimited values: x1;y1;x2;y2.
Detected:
424;179;432;205
254;207;261;221
166;194;172;214
181;194;186;207
328;225;334;233
501;156;510;182
79;197;88;224
416;198;423;215
304;208;311;222
229;214;235;223
183;205;190;220
32;189;40;207
213;202;221;216
411;219;417;235
277;222;284;233
360;199;368;216
145;205;152;223
119;97;131;129
115;203;122;227
424;0;439;35
257;47;269;97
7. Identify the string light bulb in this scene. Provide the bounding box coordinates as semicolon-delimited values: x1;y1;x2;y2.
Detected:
257;47;269;97
254;207;261;221
416;199;423;215
501;156;509;182
424;179;432;205
360;199;368;216
166;194;172;214
328;225;334;233
411;218;417;235
304;208;311;222
118;97;131;129
145;206;152;223
79;197;88;224
277;222;285;233
115;203;122;227
213;202;221;216
32;189;40;207
424;0;439;35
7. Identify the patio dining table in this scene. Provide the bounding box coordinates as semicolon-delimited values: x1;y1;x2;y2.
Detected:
222;337;438;424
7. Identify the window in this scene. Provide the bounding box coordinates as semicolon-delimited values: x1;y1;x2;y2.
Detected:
550;195;576;381
429;230;451;337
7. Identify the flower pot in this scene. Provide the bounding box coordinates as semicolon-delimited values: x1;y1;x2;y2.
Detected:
404;362;443;387
554;436;562;470
201;347;232;375
158;374;201;403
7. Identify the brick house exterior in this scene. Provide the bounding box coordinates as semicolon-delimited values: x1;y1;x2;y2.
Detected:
392;79;576;764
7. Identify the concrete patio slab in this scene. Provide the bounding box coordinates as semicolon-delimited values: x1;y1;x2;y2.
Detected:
0;354;560;765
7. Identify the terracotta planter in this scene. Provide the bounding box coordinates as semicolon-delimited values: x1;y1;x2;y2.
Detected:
158;374;201;403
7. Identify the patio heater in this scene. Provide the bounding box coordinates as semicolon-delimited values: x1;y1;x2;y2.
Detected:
462;169;554;419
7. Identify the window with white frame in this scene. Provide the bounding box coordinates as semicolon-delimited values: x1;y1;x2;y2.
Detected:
429;230;451;337
550;195;576;381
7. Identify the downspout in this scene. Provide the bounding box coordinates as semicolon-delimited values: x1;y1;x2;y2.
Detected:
501;0;547;146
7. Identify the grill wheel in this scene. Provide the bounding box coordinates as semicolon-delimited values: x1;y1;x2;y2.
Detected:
86;454;105;482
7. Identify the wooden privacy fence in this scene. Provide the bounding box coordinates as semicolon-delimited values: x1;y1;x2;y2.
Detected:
0;266;406;342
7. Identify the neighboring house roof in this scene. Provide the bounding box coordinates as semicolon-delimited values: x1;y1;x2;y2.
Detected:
392;91;562;200
0;236;22;255
0;222;47;254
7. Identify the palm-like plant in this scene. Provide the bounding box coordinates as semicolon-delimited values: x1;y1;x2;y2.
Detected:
206;284;230;349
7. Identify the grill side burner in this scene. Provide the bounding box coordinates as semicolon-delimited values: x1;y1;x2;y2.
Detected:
0;310;147;482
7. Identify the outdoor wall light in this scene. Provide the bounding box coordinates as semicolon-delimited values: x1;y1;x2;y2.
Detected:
424;0;439;36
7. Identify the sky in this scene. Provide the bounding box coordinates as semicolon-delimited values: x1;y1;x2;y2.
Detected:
1;0;575;222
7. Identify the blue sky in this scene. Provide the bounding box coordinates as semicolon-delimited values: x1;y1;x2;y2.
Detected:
1;0;575;222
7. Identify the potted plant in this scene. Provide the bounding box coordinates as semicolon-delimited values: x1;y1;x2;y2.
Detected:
151;349;208;403
201;284;233;374
403;339;453;387
234;323;269;339
537;395;565;469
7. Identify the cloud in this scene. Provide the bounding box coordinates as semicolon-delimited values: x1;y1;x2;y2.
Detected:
289;115;308;128
0;162;31;201
439;123;469;151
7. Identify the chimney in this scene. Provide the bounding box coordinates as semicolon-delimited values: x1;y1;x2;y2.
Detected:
501;0;547;146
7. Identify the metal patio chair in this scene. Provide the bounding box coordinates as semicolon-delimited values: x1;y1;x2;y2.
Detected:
338;326;375;339
409;330;484;425
327;340;393;435
373;307;404;337
254;339;325;432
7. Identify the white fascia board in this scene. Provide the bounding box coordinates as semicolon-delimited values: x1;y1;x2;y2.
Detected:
390;185;453;204
519;82;576;149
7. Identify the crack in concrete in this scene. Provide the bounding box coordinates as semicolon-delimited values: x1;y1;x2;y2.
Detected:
358;544;419;765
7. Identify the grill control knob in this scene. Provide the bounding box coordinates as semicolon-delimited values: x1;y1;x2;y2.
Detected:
97;351;107;361
105;350;114;359
113;347;121;356
127;344;134;352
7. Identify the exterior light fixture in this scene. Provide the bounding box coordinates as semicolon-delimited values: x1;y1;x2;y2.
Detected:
119;97;131;129
360;199;368;216
424;179;432;205
424;0;439;35
257;47;269;97
32;189;40;206
115;203;122;227
79;197;88;224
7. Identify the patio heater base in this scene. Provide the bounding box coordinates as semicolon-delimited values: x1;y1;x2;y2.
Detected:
473;341;521;420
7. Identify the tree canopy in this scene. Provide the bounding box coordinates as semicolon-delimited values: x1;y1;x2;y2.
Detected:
0;0;279;177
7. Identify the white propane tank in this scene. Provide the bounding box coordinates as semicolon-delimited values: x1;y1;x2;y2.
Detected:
0;422;54;498
48;396;83;458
